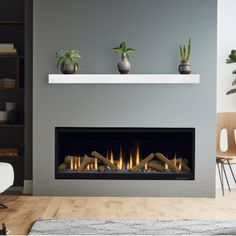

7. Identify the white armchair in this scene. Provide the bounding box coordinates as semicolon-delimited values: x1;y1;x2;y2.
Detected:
0;162;14;209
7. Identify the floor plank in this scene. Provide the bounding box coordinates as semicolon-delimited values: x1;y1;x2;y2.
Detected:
0;191;236;235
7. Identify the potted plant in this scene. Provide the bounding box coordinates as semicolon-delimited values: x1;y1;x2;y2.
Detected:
113;42;135;74
226;50;236;95
56;50;81;74
179;39;191;74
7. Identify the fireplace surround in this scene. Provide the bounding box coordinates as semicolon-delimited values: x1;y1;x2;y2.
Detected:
55;127;195;180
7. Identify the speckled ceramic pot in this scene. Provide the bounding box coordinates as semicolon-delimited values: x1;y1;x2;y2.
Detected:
61;58;78;74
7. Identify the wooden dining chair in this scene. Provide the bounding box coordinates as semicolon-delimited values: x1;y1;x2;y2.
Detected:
216;112;236;195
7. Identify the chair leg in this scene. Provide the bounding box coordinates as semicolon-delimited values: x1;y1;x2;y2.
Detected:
0;223;7;235
226;159;236;184
0;204;7;209
222;164;231;192
221;163;225;192
217;162;224;196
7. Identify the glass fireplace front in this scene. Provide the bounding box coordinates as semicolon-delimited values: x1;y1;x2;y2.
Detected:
55;127;195;180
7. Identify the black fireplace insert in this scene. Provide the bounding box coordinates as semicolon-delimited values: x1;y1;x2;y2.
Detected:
55;127;195;180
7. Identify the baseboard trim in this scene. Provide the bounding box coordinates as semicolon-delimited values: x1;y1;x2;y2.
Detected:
23;180;33;194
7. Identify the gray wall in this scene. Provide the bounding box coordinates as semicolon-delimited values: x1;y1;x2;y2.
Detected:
33;0;217;196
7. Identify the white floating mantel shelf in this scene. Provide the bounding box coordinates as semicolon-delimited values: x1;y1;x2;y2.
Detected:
48;74;200;84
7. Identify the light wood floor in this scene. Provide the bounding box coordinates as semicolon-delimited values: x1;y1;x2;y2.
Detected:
0;191;236;235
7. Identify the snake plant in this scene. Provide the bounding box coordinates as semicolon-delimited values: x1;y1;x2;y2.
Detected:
180;39;191;62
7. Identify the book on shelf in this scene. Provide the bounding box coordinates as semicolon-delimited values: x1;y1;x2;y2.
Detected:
0;148;19;157
0;43;17;54
0;78;16;88
0;85;16;88
0;48;17;54
0;43;14;49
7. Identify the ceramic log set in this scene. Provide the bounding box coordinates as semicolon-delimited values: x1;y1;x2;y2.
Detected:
179;39;191;74
113;42;135;74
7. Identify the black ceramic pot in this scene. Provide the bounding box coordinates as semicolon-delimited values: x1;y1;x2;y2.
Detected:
178;61;191;74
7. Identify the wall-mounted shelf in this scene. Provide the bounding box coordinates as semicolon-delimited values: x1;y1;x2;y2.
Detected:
0;54;24;58
0;156;24;159
0;88;24;91
48;74;200;84
0;124;24;128
0;21;24;25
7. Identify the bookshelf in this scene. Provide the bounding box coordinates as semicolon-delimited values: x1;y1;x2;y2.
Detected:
0;0;26;187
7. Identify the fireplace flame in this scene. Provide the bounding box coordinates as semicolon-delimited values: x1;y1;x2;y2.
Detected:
136;145;140;165
110;149;114;164
70;156;73;170
95;158;98;170
65;145;186;173
118;146;123;170
173;153;177;167
70;156;82;170
129;152;133;169
178;160;182;170
78;156;80;168
74;156;78;170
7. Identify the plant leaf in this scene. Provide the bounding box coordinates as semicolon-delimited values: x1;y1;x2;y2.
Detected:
226;59;236;64
232;79;236;86
226;88;236;95
57;57;65;69
229;53;236;62
180;46;183;61
187;38;191;61
113;47;123;54
120;41;126;51
125;48;136;54
183;45;187;61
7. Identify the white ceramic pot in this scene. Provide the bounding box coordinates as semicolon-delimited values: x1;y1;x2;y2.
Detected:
117;53;131;74
0;111;8;124
5;102;16;111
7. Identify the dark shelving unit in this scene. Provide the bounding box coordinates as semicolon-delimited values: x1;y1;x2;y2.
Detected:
0;0;26;187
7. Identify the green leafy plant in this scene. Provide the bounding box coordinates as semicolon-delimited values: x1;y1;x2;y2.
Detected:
112;41;136;59
226;50;236;95
56;50;81;70
180;39;191;62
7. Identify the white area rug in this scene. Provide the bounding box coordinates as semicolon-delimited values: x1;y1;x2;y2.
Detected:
29;219;236;235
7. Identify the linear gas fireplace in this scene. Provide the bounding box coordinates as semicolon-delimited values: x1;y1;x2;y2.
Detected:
55;128;195;180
